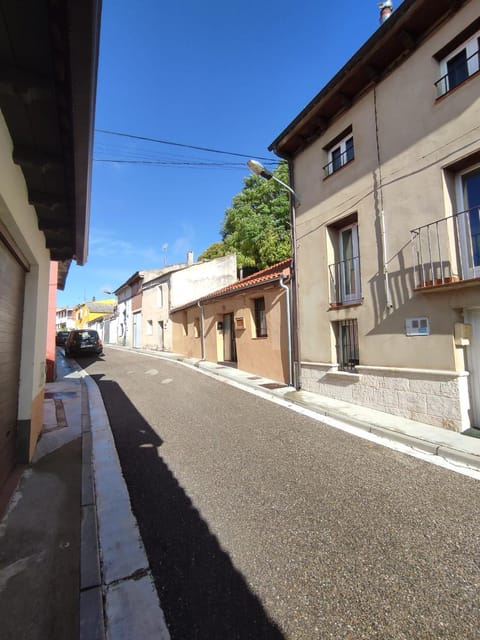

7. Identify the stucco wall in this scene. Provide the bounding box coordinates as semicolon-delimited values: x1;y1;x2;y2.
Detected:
172;284;289;383
170;254;237;309
141;280;171;350
141;255;238;352
289;4;480;429
293;3;480;373
0;112;52;460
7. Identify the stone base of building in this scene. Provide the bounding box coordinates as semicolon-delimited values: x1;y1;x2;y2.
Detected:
300;363;470;432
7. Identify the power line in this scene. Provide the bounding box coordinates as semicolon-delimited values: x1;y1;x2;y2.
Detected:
93;158;278;167
95;128;278;163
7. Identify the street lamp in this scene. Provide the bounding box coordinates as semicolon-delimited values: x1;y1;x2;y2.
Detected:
247;159;301;389
247;159;300;207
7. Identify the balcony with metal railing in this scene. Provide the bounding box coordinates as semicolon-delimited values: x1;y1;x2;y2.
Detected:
323;146;355;178
435;47;480;98
328;256;362;306
411;207;480;291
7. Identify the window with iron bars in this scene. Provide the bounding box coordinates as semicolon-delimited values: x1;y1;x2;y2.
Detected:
334;319;359;371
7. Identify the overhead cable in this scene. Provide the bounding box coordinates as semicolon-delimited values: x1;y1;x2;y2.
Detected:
94;158;278;167
95;128;277;163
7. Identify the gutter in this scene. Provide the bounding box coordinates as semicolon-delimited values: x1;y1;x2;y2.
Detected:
197;300;206;360
278;276;293;387
171;272;291;313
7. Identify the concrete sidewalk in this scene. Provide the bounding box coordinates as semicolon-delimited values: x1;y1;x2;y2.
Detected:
0;353;170;640
1;345;479;640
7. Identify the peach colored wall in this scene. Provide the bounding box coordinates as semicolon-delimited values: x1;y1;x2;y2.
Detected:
29;389;45;461
172;284;289;383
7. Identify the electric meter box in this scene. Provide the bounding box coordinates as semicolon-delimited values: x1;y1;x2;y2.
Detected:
405;317;430;336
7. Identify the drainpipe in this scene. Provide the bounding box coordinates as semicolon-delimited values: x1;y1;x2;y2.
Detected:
287;160;302;389
197;300;206;360
279;276;293;386
380;208;393;309
374;86;393;310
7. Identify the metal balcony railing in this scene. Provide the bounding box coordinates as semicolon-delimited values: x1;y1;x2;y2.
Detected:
328;256;361;305
435;48;480;97
411;207;480;289
323;146;354;177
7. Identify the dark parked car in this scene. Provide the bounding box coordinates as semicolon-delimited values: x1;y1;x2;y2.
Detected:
64;329;103;357
55;330;70;346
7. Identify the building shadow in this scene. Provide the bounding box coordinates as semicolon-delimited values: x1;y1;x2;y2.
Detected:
88;371;284;640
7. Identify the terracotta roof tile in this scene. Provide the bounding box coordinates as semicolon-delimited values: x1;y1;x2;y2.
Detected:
199;258;291;302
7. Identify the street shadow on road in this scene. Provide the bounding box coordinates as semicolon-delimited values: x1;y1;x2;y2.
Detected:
90;373;285;640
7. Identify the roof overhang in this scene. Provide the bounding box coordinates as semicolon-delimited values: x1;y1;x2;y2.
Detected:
270;0;470;158
0;0;102;288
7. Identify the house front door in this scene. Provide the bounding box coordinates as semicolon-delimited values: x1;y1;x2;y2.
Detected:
223;313;237;363
465;309;480;429
0;238;25;490
133;312;141;348
158;320;164;350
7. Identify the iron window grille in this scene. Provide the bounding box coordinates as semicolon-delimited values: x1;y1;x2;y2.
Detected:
335;319;359;371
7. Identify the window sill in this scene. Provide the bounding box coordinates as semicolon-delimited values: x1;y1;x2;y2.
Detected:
435;69;480;102
325;368;362;381
323;158;355;180
328;300;363;310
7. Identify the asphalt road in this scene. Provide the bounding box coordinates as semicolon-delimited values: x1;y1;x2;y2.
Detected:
82;347;480;640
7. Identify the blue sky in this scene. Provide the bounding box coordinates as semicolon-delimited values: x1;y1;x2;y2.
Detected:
58;0;403;307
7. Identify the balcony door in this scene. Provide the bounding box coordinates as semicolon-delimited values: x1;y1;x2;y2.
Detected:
456;168;480;280
339;223;360;303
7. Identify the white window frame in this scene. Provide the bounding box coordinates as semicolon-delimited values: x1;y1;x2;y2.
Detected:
325;133;354;177
339;222;361;303
437;31;480;96
156;285;163;308
455;164;480;280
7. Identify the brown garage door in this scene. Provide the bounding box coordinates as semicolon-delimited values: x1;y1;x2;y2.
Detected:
0;237;25;490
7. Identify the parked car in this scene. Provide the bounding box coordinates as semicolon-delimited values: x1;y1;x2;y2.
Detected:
64;329;103;357
55;330;70;346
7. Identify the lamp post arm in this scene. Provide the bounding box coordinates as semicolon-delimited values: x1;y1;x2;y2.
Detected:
271;174;300;207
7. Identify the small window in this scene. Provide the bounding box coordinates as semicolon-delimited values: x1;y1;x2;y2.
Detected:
156;286;163;308
254;297;267;337
324;132;355;177
435;31;480;97
334;319;359;371
181;311;188;336
146;320;153;336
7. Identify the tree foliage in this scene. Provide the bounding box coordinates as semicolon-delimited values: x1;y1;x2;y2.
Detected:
198;163;291;270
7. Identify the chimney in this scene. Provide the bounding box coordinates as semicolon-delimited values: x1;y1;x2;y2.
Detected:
379;1;393;24
187;250;194;265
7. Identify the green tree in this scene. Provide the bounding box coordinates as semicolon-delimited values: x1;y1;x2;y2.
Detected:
199;163;291;270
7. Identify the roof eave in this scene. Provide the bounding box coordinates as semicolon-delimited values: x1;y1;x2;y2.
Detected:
269;0;469;158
